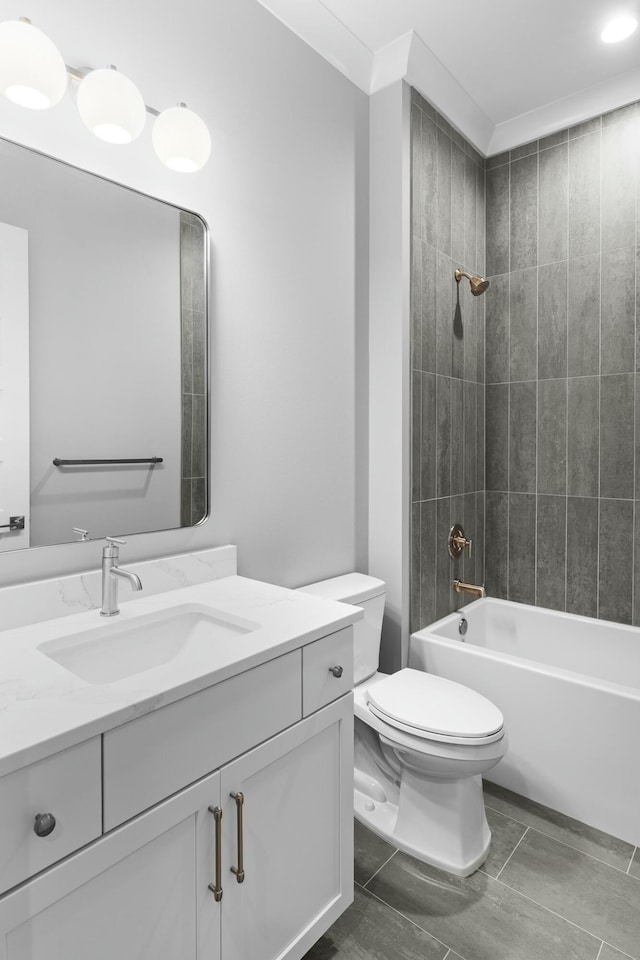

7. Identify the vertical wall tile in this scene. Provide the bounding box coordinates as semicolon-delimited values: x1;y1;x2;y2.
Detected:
601;118;637;252
451;142;465;264
538;379;567;496
485;492;508;598
601;246;635;375
420;114;438;247
634;503;640;628
411;238;423;370
464;154;478;274
477;382;486;490
569;131;601;259
411;501;421;632
509;382;537;493
566;497;598;618
411;104;423;238
181;393;193;477
462;492;478;584
510;154;538;271
463;292;478;383
476;163;486;277
486;383;509;491
421;241;437;373
419;500;437;628
420;373;437;500
538;143;568;265
567;377;599;497
600;374;634;499
436;126;452;256
436;375;451;497
436;250;453;376
463;381;477;494
510;268;538;382
476;296;486;384
485;274;509;383
536;495;567;611
508;494;536;604
436;497;454;619
599;499;633;623
486;164;510;277
568;253;600;377
412;373;422;502
538;261;568;380
451;378;464;495
450;494;466;610
452;282;465;380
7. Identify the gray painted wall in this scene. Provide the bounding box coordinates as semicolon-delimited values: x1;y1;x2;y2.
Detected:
484;100;640;625
410;90;486;632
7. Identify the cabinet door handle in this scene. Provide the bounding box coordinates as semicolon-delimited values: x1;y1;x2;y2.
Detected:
207;806;223;902
230;792;245;883
329;665;344;678
33;812;56;837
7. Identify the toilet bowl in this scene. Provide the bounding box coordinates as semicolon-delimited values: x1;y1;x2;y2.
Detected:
296;574;506;877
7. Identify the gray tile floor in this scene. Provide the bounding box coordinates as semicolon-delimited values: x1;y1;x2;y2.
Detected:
304;781;640;960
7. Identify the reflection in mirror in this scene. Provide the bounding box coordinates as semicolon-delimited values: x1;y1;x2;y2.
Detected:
0;137;208;552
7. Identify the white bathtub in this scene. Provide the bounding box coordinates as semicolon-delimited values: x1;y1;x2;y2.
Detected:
409;598;640;846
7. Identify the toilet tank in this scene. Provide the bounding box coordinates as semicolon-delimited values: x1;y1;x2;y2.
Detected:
295;573;386;684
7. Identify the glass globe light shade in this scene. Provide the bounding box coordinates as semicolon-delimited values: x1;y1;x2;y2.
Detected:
0;18;67;109
152;104;211;172
601;16;638;42
77;66;146;144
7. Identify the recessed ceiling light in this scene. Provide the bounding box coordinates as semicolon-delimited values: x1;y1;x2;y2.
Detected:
601;15;638;43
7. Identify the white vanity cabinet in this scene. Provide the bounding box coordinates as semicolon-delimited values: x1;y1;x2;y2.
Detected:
0;629;354;960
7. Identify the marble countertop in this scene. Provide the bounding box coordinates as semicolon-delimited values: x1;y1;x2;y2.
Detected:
0;575;361;779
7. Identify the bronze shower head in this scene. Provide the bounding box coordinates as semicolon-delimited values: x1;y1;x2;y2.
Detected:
455;269;490;297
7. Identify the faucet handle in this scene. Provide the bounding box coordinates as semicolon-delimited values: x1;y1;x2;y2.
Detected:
105;536;126;546
73;527;90;542
448;524;472;560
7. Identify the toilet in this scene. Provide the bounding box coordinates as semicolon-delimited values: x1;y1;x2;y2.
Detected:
296;573;507;876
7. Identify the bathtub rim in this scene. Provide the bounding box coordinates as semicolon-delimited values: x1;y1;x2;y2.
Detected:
411;597;640;701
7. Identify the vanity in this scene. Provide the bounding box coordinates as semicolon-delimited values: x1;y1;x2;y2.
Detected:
0;555;358;960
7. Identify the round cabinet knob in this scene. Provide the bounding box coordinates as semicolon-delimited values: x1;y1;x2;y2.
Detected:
329;665;344;678
33;813;56;838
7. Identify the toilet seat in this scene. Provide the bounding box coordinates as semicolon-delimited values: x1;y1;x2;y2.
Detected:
367;668;504;746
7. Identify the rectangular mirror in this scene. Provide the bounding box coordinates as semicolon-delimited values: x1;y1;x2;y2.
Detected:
0;137;208;552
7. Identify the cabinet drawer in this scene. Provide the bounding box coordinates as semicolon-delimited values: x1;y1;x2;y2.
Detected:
302;627;353;716
103;650;302;830
0;738;101;895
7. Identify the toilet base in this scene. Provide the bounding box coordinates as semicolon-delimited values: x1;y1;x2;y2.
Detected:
354;769;492;877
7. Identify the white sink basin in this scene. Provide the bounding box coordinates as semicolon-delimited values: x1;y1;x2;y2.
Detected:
38;604;260;684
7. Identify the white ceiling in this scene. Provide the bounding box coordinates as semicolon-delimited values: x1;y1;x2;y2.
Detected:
256;0;640;154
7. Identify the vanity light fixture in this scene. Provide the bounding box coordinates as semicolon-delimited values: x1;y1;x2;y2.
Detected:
601;15;638;42
152;103;211;173
77;65;146;144
0;17;67;110
0;17;211;171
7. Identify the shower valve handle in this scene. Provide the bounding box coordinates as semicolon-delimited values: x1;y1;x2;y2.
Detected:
448;524;472;560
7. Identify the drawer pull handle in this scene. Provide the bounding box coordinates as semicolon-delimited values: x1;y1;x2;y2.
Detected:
230;792;245;883
329;665;344;678
207;806;223;902
33;813;56;838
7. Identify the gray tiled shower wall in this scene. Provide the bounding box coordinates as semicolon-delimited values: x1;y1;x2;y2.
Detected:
411;92;640;631
484;100;640;624
180;212;207;526
410;90;486;631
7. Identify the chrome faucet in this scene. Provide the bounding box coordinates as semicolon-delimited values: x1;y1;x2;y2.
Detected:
101;537;143;617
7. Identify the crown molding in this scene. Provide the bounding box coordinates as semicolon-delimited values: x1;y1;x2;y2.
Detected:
256;0;640;158
488;65;640;154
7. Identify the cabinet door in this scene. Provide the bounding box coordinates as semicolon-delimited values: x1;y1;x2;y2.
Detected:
221;694;353;960
0;771;222;960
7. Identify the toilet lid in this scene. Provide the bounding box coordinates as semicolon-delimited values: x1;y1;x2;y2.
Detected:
367;668;504;742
